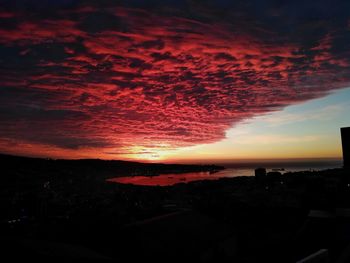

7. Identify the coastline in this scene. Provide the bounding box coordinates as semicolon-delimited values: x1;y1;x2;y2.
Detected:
1;153;349;262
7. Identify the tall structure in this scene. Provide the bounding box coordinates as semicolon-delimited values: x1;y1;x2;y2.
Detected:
341;127;350;168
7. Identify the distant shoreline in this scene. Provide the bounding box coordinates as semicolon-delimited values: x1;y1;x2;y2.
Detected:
0;153;224;180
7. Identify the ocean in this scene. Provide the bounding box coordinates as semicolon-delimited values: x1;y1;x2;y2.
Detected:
107;159;343;186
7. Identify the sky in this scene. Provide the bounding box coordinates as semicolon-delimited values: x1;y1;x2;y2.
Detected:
0;0;349;162
163;87;350;163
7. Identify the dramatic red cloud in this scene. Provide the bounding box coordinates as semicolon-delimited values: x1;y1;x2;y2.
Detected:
0;4;350;160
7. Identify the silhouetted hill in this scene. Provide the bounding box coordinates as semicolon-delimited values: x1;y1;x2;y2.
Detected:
0;153;223;179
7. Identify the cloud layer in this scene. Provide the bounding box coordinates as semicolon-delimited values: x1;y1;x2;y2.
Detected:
0;0;350;159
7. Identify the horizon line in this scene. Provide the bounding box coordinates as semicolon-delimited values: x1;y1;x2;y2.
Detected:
0;152;342;165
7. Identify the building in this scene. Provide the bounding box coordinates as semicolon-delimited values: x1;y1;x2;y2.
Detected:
255;167;266;178
341;127;350;168
118;210;238;262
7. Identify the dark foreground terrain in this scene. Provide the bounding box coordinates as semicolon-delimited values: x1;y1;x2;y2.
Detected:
1;154;350;262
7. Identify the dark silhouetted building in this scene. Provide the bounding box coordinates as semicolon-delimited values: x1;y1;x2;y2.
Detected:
117;210;237;262
255;168;266;179
267;171;282;181
341;127;350;168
